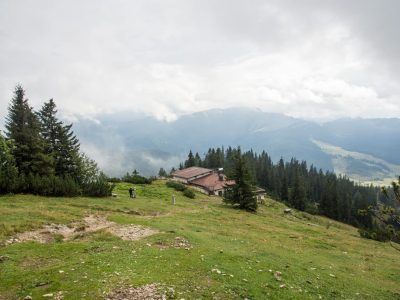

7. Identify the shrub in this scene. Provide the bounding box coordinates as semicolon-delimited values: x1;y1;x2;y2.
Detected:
7;172;113;197
82;173;115;197
183;189;195;199
123;174;154;184
107;177;122;183
166;181;187;191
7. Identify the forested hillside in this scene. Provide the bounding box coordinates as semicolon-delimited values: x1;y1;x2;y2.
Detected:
72;108;400;182
181;147;400;243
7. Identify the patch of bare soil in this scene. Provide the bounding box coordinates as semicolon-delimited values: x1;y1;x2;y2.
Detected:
6;224;75;245
108;226;157;241
154;236;192;250
5;215;158;245
105;284;163;300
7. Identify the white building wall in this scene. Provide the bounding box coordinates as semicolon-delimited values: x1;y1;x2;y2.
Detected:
172;176;188;184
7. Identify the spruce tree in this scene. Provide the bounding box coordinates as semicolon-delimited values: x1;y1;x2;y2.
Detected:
194;152;202;166
158;167;167;177
0;132;18;193
55;123;80;177
38;99;80;177
37;99;60;157
291;171;306;210
223;150;257;211
5;85;52;176
185;150;196;168
280;175;289;202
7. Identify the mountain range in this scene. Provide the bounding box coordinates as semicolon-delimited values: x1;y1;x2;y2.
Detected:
72;108;400;184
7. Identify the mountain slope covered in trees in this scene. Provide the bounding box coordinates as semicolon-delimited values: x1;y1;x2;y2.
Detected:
72;108;400;182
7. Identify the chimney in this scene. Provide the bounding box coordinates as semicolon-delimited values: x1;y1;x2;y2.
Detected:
217;168;224;181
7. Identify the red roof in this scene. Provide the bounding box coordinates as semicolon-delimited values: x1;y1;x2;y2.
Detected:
190;173;235;192
172;167;212;179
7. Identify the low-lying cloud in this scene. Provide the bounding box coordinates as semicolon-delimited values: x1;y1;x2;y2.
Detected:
0;0;399;123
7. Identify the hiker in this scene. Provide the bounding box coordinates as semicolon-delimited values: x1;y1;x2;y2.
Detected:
129;187;133;198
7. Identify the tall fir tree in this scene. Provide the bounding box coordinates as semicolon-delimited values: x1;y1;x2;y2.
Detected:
280;175;289;202
5;85;52;176
185;150;196;168
38;99;80;177
55;123;80;177
0;132;18;192
223;149;257;211
158;167;167;177
37;99;60;157
194;152;202;166
290;171;306;210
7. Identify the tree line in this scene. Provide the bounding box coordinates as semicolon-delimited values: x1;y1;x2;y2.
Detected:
182;147;400;242
0;85;114;196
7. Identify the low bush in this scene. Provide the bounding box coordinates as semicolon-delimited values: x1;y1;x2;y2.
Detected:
82;173;115;197
183;188;195;199
123;174;155;184
166;180;187;191
1;172;114;197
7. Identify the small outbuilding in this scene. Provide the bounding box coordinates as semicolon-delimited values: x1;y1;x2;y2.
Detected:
254;187;267;203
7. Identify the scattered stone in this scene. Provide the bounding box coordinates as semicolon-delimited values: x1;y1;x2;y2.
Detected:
0;255;10;262
36;282;49;287
173;237;192;249
106;284;162;300
211;268;222;274
329;274;336;278
24;296;32;300
284;208;292;214
280;284;286;288
43;293;54;298
274;271;282;281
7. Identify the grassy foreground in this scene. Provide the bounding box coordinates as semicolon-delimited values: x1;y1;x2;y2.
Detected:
0;181;399;299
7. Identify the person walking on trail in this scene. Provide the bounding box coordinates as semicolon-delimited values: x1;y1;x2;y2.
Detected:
129;187;133;198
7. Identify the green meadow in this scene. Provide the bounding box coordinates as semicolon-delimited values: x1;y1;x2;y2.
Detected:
0;181;399;299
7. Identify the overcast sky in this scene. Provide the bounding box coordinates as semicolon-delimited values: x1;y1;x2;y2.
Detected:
1;0;399;122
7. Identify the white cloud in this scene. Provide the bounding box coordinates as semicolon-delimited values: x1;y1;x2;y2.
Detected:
0;0;399;123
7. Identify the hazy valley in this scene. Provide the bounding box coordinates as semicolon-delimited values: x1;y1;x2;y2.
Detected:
74;108;400;183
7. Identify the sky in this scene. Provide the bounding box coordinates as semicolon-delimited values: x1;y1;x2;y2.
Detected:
1;0;399;123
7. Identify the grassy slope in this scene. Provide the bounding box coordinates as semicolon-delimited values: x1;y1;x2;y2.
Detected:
0;181;399;299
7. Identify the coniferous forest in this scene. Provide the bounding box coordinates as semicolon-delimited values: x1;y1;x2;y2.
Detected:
182;147;400;243
0;85;114;197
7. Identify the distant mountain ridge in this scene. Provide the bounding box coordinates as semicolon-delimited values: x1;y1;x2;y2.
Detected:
72;108;400;183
